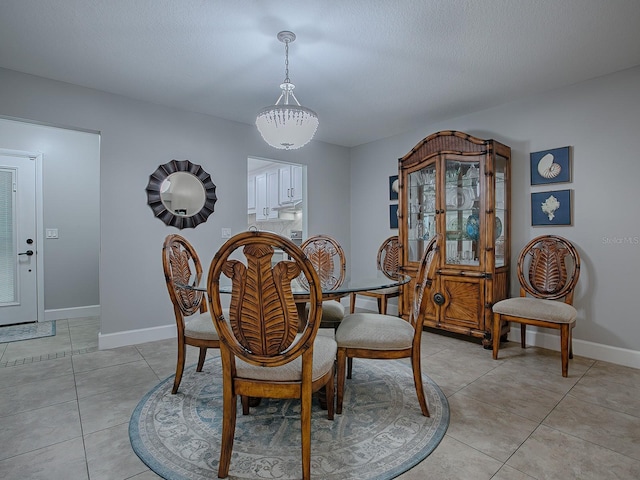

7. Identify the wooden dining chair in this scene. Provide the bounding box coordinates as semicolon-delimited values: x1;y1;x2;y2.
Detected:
162;234;220;394
207;231;336;480
335;234;440;416
492;235;581;377
300;234;347;328
350;236;400;314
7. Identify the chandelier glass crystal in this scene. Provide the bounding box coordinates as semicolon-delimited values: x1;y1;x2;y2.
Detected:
256;31;318;150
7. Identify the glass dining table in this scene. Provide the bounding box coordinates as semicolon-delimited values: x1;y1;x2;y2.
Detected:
180;272;410;300
178;272;411;320
177;272;410;409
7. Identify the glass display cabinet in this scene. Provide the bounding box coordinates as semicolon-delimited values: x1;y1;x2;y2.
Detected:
398;131;511;346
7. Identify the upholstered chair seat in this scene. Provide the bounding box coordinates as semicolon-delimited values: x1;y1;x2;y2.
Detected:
184;313;220;340
306;299;345;324
335;313;414;351
236;335;337;382
493;297;577;324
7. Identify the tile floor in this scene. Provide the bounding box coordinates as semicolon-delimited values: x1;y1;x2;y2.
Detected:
1;317;639;479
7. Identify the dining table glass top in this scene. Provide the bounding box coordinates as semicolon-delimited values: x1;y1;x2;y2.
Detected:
178;271;410;297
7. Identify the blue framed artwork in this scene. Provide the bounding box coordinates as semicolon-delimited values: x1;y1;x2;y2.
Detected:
389;175;399;201
531;189;572;226
530;146;571;185
389;204;398;229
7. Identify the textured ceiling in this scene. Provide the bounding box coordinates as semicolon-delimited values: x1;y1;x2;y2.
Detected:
1;0;639;147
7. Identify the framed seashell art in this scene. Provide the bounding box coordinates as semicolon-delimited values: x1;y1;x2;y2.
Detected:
530;146;571;185
531;189;572;226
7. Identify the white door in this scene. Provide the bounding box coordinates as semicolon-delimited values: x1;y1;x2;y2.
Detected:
0;153;38;326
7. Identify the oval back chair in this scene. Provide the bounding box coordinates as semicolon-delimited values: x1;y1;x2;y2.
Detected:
335;234;440;416
207;231;337;480
492;235;581;377
300;234;347;328
162;234;219;394
349;236;400;314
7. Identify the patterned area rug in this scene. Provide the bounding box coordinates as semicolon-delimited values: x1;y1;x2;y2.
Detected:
130;357;449;480
0;321;56;343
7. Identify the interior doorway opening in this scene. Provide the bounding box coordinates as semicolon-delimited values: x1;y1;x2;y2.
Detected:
247;157;306;245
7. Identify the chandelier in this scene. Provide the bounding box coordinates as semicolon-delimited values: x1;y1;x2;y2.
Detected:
256;31;318;150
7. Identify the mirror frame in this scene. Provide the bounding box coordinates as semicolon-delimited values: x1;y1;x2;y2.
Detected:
146;159;217;229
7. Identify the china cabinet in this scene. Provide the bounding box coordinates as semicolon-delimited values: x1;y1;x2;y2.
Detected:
397;131;511;345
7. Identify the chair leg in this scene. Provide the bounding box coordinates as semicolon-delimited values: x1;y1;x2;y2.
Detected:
336;349;347;414
560;324;570;378
350;292;356;314
377;298;383;314
410;348;430;417
380;296;387;315
325;366;335;420
569;324;574;359
492;313;501;360
172;340;186;394
347;357;353;379
300;384;312;480
196;347;207;372
218;381;237;478
241;395;250;415
520;323;527;348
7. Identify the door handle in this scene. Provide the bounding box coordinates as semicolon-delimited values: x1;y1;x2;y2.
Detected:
18;250;34;256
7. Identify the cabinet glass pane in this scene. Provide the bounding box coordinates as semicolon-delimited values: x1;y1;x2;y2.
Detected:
407;165;436;262
495;154;507;267
444;160;480;266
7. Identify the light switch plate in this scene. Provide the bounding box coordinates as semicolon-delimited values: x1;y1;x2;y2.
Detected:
221;228;232;239
46;228;59;239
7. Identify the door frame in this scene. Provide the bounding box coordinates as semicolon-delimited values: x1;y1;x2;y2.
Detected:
0;148;44;323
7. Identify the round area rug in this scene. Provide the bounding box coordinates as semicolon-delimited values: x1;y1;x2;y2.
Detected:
130;357;448;480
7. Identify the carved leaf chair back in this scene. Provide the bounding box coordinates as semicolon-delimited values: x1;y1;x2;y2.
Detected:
162;234;219;394
492;235;581;377
378;235;400;279
299;234;346;290
300;234;347;328
518;235;580;302
350;236;401;315
207;231;337;480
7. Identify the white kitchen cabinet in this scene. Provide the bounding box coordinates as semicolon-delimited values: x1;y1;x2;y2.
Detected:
278;164;302;205
255;170;279;220
247;175;256;213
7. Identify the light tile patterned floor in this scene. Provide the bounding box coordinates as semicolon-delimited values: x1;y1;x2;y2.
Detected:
0;317;639;479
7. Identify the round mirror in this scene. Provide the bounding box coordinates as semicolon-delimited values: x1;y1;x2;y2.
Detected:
160;172;206;216
146;159;217;229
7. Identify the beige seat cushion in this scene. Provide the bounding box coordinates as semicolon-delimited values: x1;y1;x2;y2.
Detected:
335;313;414;350
362;286;399;295
493;297;577;324
306;299;345;323
236;335;337;382
184;312;219;340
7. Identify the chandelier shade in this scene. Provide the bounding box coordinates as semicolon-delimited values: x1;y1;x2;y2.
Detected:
256;31;318;150
256;104;318;150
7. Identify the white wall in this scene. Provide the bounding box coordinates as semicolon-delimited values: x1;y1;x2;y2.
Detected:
0;67;351;345
0;118;100;313
350;65;640;367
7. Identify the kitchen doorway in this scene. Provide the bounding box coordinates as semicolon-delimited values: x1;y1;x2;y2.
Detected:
247;157;306;244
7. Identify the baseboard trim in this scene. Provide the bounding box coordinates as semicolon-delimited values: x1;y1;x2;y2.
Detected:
45;305;101;321
98;323;176;350
508;327;640;369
